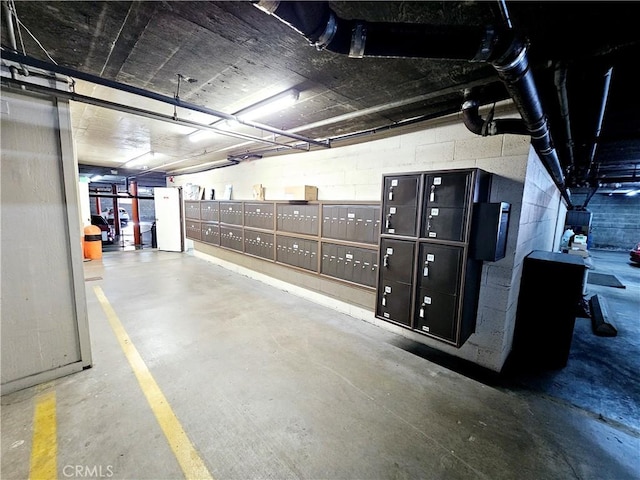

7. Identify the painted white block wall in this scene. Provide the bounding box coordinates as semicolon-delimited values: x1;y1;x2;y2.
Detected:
175;113;565;372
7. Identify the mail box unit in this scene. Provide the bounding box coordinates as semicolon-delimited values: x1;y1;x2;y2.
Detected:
276;235;318;271
322;204;381;244
185;220;202;241
276;204;319;236
201;222;220;246
321;243;378;287
200;201;219;222
185;201;201;220
219;225;243;251
244;229;274;260
376;168;491;347
382;174;420;237
376;238;415;326
244;202;274;230
219;202;243;225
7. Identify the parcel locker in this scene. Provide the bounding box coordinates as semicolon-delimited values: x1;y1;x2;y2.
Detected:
244;202;274;230
376;281;412;326
382;174;420;237
244;230;274;260
378;238;415;284
417;243;462;296
185;220;202;240
200;201;219;222
185;201;201;220
384;175;420;206
414;289;458;341
377;168;492;348
220;225;243;251
219;202;243;225
422;206;466;242
383;204;419;237
424;172;470;208
201;222;219;245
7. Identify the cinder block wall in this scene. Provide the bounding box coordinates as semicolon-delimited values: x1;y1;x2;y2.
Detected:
175;114;564;372
569;193;640;250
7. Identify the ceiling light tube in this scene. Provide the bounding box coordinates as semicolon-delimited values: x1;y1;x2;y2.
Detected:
123;150;162;169
237;88;299;121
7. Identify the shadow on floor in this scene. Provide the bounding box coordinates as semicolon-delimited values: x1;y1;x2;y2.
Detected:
390;249;640;436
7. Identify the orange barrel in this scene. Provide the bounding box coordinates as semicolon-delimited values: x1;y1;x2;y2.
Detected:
83;225;103;260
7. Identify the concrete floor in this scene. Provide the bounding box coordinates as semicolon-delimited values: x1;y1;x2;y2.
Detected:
2;249;639;479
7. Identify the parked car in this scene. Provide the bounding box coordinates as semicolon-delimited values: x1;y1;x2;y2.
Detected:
90;214;114;243
105;207;129;225
630;242;640;264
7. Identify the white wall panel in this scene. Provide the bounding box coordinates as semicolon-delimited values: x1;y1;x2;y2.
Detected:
1;88;91;394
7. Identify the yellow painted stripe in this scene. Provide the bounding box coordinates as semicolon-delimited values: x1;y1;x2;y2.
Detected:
94;286;213;480
29;390;57;480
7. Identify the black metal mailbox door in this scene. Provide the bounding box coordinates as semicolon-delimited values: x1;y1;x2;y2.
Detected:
417;243;462;296
377;281;413;326
414;289;457;342
379;238;415;284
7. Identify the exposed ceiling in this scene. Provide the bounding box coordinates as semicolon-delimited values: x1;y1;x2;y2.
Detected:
1;1;639;196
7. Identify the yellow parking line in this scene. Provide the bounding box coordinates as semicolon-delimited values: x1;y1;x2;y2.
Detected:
93;286;213;480
29;390;57;480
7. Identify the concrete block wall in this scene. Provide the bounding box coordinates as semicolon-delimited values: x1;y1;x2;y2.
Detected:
175;113;562;372
569;193;640;250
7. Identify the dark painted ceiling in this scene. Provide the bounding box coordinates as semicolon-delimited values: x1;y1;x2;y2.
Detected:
2;1;639;194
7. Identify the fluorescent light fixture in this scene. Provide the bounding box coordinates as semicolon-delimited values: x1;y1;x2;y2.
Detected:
123;151;162;169
625;189;640;197
187;88;299;142
236;89;299;121
90;175;103;182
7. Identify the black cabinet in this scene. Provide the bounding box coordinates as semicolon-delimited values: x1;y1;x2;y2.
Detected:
512;251;586;369
376;168;491;347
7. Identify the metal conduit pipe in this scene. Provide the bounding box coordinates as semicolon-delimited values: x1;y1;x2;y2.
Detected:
255;0;571;205
586;67;613;180
0;49;329;149
554;64;576;173
2;1;28;76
